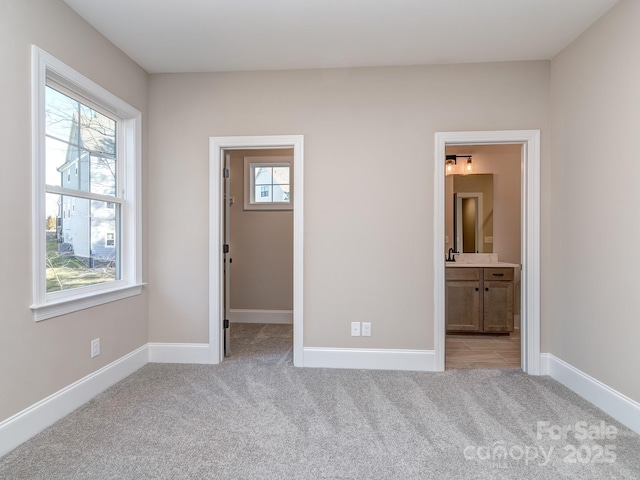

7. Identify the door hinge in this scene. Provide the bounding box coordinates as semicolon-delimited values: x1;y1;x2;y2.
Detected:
223;244;229;254
223;168;230;178
223;319;230;329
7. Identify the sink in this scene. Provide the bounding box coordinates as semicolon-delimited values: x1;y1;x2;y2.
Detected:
453;253;499;264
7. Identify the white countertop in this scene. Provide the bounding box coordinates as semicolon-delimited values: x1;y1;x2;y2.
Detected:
446;262;519;268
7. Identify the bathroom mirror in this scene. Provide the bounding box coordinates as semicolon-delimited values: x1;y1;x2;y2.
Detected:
446;174;493;254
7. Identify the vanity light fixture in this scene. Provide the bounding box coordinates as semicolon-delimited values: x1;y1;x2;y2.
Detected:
445;155;457;175
445;154;472;175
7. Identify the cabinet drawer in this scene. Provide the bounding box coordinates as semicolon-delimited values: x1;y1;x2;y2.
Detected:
483;268;514;281
446;268;480;281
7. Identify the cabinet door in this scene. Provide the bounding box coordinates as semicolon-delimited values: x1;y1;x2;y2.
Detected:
483;281;514;332
446;281;481;332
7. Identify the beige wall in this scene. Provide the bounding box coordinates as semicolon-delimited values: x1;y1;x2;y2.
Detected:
228;149;293;310
0;0;149;421
550;0;640;402
148;61;550;349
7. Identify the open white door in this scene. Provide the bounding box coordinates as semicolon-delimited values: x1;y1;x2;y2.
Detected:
223;152;231;357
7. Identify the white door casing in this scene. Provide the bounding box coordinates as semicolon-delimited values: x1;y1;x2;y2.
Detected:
434;130;541;374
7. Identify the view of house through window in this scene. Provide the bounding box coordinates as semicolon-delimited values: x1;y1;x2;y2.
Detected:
44;85;120;292
252;164;290;203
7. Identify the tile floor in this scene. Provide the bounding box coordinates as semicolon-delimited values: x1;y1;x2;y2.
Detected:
445;330;521;369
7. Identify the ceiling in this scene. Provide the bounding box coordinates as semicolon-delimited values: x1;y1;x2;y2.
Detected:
62;0;620;74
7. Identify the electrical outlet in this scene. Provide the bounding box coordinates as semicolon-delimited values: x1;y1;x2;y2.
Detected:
351;322;361;336
362;322;371;337
485;236;493;244
445;235;449;244
91;338;100;358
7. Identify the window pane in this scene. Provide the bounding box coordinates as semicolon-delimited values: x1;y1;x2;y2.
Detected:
90;155;117;196
273;184;290;202
79;104;116;156
272;166;289;185
45;86;78;143
254;166;273;185
46;193;119;293
45;87;117;196
45;136;80;187
255;185;272;202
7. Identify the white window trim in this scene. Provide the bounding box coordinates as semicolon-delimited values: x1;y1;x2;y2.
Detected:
243;156;293;210
30;46;143;321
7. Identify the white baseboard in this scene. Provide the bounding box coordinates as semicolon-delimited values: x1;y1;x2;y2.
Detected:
230;309;293;324
303;347;435;372
0;344;148;458
540;353;640;435
540;352;550;374
148;343;210;364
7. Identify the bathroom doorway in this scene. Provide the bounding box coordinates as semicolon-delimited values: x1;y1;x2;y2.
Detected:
444;145;522;369
434;130;541;374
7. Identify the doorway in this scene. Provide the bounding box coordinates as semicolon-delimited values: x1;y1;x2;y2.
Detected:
445;145;522;369
434;130;541;375
209;135;304;366
223;148;294;359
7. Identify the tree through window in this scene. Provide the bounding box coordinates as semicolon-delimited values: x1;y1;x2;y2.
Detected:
44;86;120;292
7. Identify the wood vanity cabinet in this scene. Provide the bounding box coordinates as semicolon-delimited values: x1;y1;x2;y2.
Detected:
445;268;481;331
445;267;514;333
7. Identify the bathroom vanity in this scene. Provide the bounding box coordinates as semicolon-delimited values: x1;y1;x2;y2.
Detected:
445;255;517;333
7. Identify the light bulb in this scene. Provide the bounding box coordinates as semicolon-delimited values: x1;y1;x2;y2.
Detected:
445;158;456;175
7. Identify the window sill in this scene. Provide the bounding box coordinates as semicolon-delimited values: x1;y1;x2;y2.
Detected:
243;203;293;211
30;283;145;321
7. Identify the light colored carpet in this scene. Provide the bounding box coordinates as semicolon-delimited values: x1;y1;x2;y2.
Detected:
1;323;639;479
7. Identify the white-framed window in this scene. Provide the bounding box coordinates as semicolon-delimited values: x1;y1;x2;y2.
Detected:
31;46;143;321
243;156;293;210
105;232;116;248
